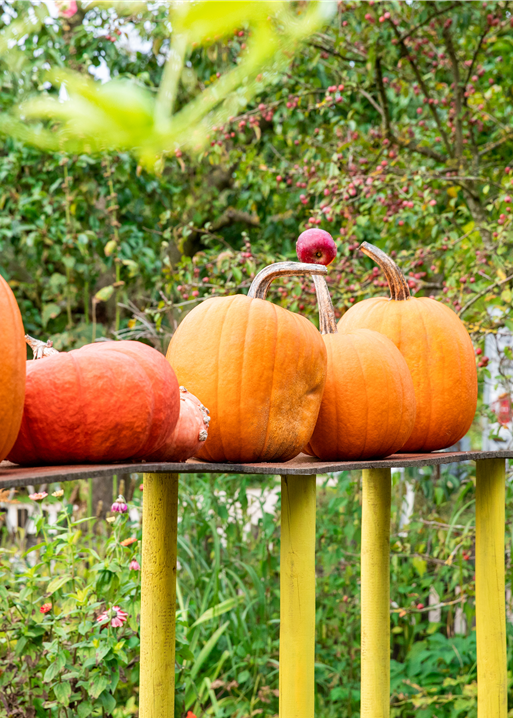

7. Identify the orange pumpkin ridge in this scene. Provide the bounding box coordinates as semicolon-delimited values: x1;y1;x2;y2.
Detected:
304;274;416;461
167;261;328;463
338;242;477;452
0;276;25;461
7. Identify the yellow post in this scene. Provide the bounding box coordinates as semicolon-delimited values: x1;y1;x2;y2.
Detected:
140;473;179;718
475;459;506;718
361;468;391;718
280;475;316;718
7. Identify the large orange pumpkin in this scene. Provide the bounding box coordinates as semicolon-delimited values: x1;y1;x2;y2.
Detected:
338;242;477;452
0;275;25;461
304;276;416;460
8;339;180;465
167;262;328;463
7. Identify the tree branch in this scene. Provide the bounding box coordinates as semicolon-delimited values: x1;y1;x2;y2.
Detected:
442;23;464;160
388;17;452;156
459;273;513;317
464;25;491;86
309;41;365;64
478;130;513;157
375;56;446;163
396;2;459;43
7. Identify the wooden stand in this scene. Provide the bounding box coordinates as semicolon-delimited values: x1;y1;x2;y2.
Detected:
0;450;510;718
140;473;179;718
361;468;391;718
476;458;507;718
280;475;316;718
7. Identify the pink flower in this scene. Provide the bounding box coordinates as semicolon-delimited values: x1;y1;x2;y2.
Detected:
40;603;52;614
111;495;128;513
29;492;48;501
55;0;77;18
129;559;141;571
96;605;128;628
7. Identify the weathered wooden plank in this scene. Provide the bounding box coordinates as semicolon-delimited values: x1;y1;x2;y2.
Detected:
0;451;511;488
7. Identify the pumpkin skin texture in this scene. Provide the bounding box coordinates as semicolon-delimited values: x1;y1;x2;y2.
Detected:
147;387;210;462
8;340;180;465
0;275;25;461
167;262;328;463
338;243;477;452
304;329;416;460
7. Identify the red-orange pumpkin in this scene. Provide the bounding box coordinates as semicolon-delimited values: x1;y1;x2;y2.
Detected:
304;276;416;460
0;275;25;461
8;339;180;465
167;262;328;463
147;387;210;462
338;243;477;452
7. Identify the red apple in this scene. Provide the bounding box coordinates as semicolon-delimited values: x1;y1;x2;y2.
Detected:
296;229;337;266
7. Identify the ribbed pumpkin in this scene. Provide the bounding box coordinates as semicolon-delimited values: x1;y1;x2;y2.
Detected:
167;262;328;463
8;338;180;465
338;243;477;452
147;387;210;462
304;276;416;460
0;275;25;461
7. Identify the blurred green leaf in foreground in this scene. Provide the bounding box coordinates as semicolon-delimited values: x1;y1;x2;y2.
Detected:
0;0;335;169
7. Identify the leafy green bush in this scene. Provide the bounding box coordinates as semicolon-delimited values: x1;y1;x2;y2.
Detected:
2;463;513;717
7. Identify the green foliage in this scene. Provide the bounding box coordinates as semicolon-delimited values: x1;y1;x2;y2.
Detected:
2;1;334;164
2;464;513;717
0;1;511;404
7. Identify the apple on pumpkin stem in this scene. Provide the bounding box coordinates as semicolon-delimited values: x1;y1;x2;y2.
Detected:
296;229;337;266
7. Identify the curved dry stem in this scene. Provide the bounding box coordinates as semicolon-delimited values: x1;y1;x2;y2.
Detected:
248;261;327;299
25;334;59;360
360;242;410;301
313;275;338;335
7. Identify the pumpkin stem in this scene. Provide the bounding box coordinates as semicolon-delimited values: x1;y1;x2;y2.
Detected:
359;242;410;301
248;261;327;300
312;275;338;335
25;334;60;360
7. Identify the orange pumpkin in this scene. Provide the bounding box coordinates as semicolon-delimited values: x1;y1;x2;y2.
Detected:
0;275;25;461
304;275;416;460
338;243;477;452
8;338;180;465
147;387;210;462
167;262;328;463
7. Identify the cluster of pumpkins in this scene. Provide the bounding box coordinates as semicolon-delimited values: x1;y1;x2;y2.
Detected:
0;230;477;467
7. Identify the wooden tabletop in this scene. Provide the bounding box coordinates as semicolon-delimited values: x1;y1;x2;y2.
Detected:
0;450;511;489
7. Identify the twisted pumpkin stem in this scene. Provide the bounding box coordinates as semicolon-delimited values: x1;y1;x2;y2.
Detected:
247;261;336;335
25;334;60;360
248;261;327;300
313;275;338;335
359;242;410;301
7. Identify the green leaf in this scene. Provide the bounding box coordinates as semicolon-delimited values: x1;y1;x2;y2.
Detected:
47;574;71;595
44;655;65;683
54;682;71;705
412;556;427;578
77;702;93;718
99;691;116;712
42;303;61;327
95;285;114;302
89;674;110;699
190;596;242;628
190;621;230;681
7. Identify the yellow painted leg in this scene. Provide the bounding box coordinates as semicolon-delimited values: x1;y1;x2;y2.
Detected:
140;473;179;718
280;475;316;718
361;468;391;718
476;459;507;718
